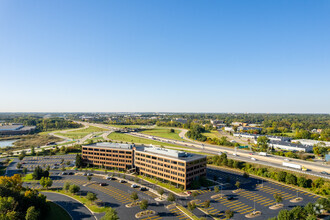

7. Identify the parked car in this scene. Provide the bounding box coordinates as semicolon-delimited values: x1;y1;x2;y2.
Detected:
68;172;74;175
106;176;111;180
111;177;117;180
83;173;87;176
100;183;108;186
87;173;93;176
61;172;67;175
140;187;148;191
119;180;126;183
227;196;234;200
131;184;138;188
187;191;192;195
321;171;329;175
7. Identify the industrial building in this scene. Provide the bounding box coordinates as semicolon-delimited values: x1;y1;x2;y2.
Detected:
0;124;36;135
82;142;207;189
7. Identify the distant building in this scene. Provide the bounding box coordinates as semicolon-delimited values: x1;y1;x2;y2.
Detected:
231;122;243;126
325;153;330;162
224;127;234;132
0;125;36;135
311;129;323;134
173;118;188;124
266;135;292;142
233;133;258;140
237;126;262;132
82;143;207;189
291;139;330;147
269;141;313;152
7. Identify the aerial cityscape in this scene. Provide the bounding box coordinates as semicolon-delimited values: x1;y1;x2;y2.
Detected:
0;1;329;220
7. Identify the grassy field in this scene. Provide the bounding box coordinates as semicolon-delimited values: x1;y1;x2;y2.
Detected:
109;124;151;128
140;128;183;141
202;131;221;139
55;126;108;139
45;201;71;220
11;135;62;149
137;175;184;193
108;132;185;148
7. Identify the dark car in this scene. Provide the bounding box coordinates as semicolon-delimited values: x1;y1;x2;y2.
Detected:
61;172;67;175
68;172;74;175
119;180;127;183
226;196;234;200
111;177;117;180
140;187;148;191
100;183;108;186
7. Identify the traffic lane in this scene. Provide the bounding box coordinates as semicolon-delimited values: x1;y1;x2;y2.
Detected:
5;158;19;176
42;192;95;220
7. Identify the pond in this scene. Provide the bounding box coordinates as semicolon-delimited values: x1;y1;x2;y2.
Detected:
0;139;18;148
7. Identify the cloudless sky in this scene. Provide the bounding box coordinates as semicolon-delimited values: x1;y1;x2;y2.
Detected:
0;0;329;113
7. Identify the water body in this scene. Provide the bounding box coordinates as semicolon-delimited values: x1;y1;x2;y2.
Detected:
0;139;17;148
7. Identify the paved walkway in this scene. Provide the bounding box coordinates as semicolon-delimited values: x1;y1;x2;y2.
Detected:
42;192;96;220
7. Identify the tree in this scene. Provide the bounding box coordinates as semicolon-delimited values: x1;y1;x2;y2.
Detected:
130;192;138;202
277;171;287;182
25;206;39;220
257;136;269;151
167;193;175;202
22;167;28;175
187;201;196;211
157;188;164;199
297;177;308;188
285;173;297;185
204;200;210;208
18;153;25;161
214;186;219;193
86;192;97;204
63;182;71;191
225;210;234;219
16;163;22;169
290;206;307;220
0;196;17;220
31;147;35;156
304;202;315;216
235;181;241;189
32;166;49;180
316;197;330;212
274;193;283;204
101;207;119;220
87;176;92;182
191;191;199;199
140;200;148;211
277;209;293;220
69;184;80;194
40;177;53;189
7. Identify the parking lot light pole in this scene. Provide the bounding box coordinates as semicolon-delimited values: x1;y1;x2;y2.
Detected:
253;195;256;214
221;185;223;197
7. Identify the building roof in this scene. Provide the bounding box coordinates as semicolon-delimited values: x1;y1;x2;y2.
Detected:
90;142;134;149
0;125;24;131
135;146;206;162
269;140;311;149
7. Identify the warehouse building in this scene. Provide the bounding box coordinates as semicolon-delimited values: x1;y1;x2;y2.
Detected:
0;124;36;135
81;142;207;189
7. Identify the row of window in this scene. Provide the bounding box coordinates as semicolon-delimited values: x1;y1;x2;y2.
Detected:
139;169;185;183
83;148;132;154
83;151;132;159
85;156;132;163
135;153;185;166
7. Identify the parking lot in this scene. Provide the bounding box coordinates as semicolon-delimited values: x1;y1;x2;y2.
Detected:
20;155;322;220
20;154;76;170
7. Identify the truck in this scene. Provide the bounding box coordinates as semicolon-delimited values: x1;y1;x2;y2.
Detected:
282;162;301;170
259;152;267;156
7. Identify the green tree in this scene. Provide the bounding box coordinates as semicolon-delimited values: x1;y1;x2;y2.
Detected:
235;181;241;189
63;182;71;191
130;192;138;202
277;171;287;182
69;184;80;194
87;176;92;182
140;200;148;211
187;201;196;211
16;163;22;169
101;207;119;220
25;206;39;220
204;200;210;208
290;206;307;220
18;153;25;161
22;167;28;175
167;193;175;202
285;173;297;185
39;177;53;189
297;177;308;188
86;192;97;204
191;191;199;199
257;136;269;151
277;209;292;220
30;147;35;156
304;202;315;216
274;193;283;204
225;210;234;219
157;188;164;199
214;186;219;193
0;196;17;220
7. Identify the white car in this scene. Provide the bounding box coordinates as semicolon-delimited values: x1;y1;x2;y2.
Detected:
131;184;138;188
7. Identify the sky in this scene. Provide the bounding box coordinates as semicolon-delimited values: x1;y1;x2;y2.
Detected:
0;1;329;113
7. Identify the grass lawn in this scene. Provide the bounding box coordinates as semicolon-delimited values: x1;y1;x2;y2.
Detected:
140;128;183;141
44;190;108;213
55;126;108;139
177;205;199;220
137;175;184;193
201;131;221;139
109;124;150;128
22;173;37;182
13;135;62;148
108;132;185;148
45;201;71;220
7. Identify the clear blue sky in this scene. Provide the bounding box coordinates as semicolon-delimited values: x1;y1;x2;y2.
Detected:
0;1;329;113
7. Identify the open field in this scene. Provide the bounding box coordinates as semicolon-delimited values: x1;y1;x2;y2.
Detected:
108;132;185;148
45;201;72;220
108;124;151;128
6;135;62;149
140;127;183;141
201;130;221;139
55;126;108;139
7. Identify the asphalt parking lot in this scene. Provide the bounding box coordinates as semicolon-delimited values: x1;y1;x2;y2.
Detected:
20;154;76;170
20;155;322;220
